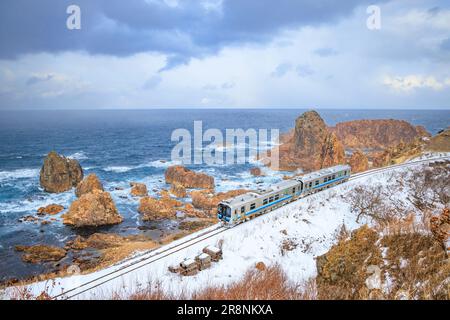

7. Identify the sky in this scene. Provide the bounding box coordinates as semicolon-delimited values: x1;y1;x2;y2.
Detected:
0;0;449;110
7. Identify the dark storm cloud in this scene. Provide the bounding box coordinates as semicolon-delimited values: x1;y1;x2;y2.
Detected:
0;0;377;68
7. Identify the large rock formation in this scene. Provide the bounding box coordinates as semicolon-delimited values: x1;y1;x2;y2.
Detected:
62;190;123;227
348;149;369;173
165;165;214;189
75;174;104;198
40;151;84;193
329;120;430;151
138;195;183;221
274;111;345;171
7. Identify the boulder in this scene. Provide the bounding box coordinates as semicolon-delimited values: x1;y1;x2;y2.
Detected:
138;196;183;221
37;204;64;216
250;167;263;176
66;233;131;250
130;182;148;197
255;261;267;271
40;151;83;193
348;149;369;173
191;189;249;213
15;245;67;263
170;183;187;198
75;174;104;198
165;165;214;189
62;190;123;227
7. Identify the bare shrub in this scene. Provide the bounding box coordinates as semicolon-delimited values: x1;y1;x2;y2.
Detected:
406;162;450;211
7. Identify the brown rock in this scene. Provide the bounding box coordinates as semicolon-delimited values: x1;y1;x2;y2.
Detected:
180;203;205;218
39;151;83;193
348;149;369;173
15;245;67;263
426;128;450;152
266;111;345;171
19;215;39;223
37;204;64;216
255;261;267;271
138;196;183;221
320;132;346;168
170;183;187;198
191;189;249;212
66;233;130;250
370;137;425;167
65;235;88;250
62;190;123;227
250;167;263;176
329;119;430;150
130;182;148;197
75;174;104;198
165;165;214;189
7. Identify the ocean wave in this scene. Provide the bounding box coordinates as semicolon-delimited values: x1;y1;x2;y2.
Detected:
67;151;88;160
0;192;73;215
0;168;40;182
142;160;182;168
103;166;135;173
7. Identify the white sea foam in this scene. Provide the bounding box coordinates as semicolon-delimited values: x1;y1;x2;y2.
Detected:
142;160;182;168
0;168;40;182
0;191;73;215
103;166;135;173
67;151;88;160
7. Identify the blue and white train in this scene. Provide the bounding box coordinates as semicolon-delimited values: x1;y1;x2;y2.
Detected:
217;164;351;225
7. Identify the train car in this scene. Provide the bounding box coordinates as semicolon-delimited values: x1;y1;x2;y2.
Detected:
300;164;351;195
218;179;301;225
217;164;351;226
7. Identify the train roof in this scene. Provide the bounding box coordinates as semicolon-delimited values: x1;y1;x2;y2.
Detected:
220;180;300;207
301;164;350;181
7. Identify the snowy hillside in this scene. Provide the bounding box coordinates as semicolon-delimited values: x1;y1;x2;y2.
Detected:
2;155;449;300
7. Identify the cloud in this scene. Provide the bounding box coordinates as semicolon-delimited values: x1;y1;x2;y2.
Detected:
296;64;314;77
383;75;449;92
313;47;338;57
26;73;55;86
0;0;377;70
441;38;450;51
143;75;162;90
270;63;292;78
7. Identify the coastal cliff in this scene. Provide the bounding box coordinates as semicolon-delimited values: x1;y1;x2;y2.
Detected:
275;111;345;171
329;120;430;151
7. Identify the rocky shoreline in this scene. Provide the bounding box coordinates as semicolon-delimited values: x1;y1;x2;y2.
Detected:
4;110;449;287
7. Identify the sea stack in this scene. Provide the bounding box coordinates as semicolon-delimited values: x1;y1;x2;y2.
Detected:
40;151;83;193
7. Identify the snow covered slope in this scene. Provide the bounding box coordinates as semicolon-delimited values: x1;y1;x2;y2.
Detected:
2;154;449;300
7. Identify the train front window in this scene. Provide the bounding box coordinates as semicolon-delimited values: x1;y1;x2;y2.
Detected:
218;204;231;217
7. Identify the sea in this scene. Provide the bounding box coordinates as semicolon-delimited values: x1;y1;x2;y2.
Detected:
0;109;448;282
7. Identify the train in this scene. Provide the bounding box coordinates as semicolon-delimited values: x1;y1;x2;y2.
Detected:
217;164;351;225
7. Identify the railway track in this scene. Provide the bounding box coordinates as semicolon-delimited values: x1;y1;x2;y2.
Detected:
51;155;449;300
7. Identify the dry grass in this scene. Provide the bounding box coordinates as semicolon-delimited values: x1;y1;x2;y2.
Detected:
114;264;311;300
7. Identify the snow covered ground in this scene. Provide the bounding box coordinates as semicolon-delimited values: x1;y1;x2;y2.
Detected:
2;154;449;300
